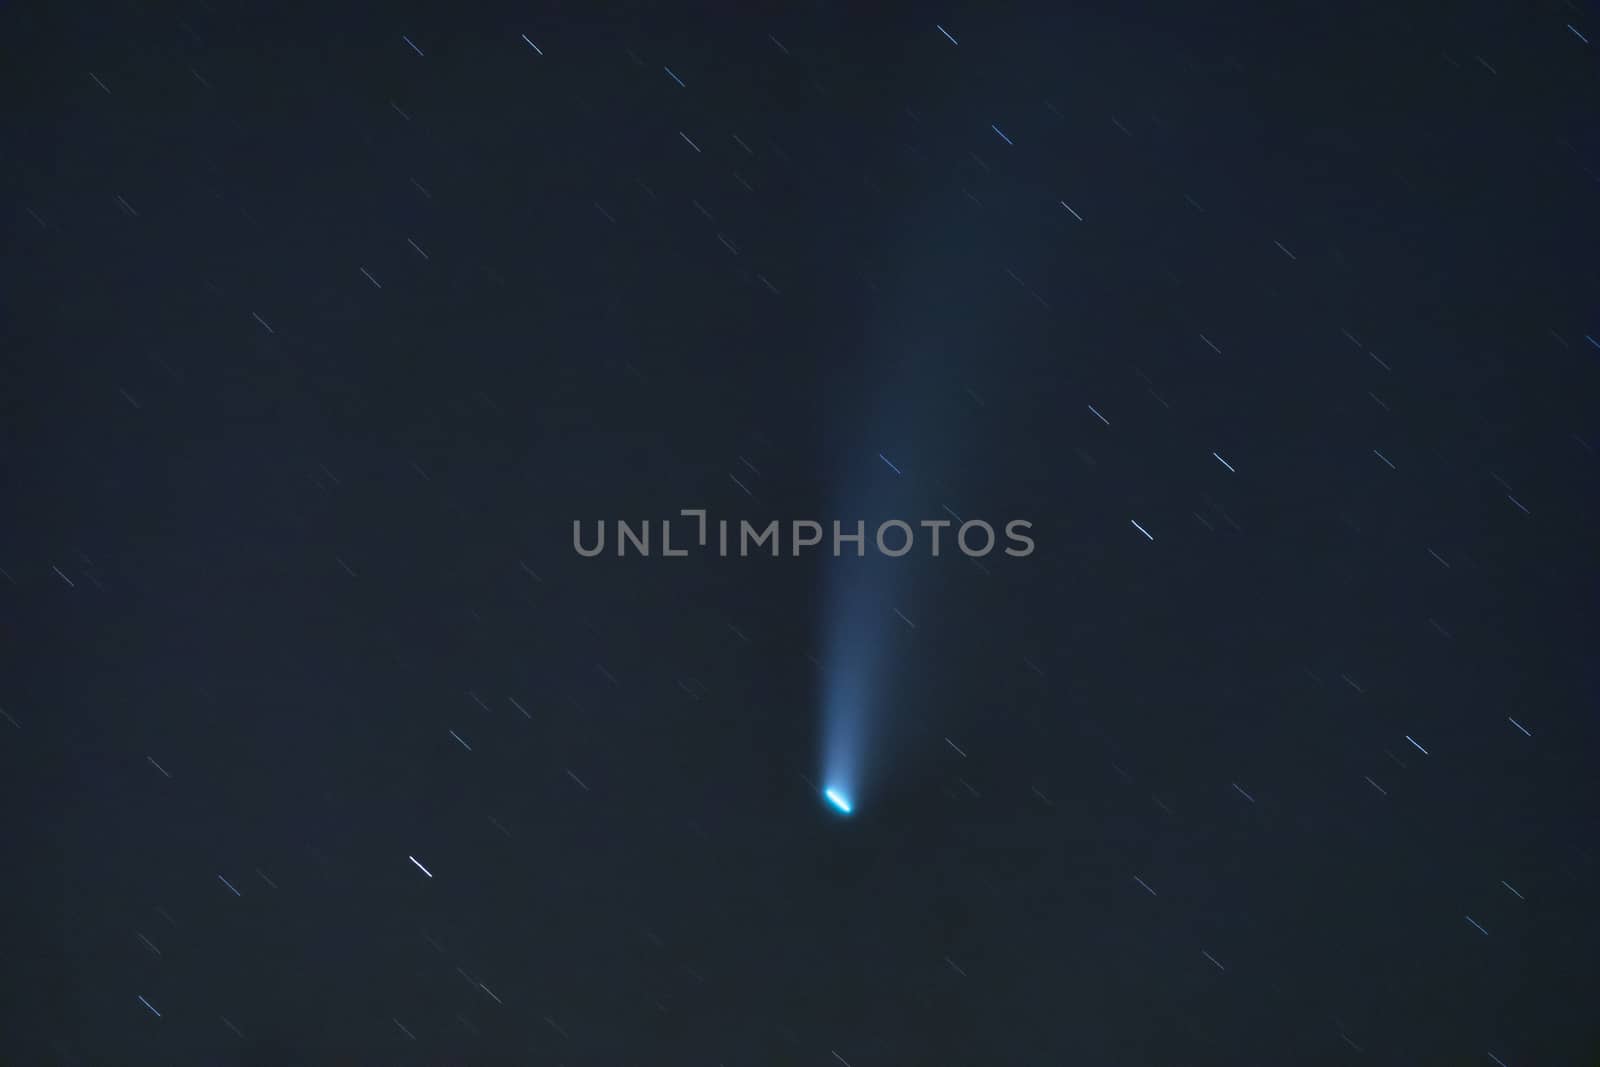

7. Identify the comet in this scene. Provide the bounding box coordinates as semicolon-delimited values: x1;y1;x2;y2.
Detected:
823;788;853;815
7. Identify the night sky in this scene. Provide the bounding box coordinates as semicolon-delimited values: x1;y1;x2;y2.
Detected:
5;1;1600;1064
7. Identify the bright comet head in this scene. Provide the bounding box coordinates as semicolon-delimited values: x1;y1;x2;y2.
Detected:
823;787;853;815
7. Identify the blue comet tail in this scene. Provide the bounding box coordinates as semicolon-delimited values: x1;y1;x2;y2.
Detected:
824;788;853;814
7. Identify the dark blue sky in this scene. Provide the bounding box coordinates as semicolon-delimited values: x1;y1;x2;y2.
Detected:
4;0;1598;1063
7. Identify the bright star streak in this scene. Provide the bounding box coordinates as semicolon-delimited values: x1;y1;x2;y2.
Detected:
824;788;853;814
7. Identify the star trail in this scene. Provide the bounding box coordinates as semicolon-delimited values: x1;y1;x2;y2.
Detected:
4;0;1599;1064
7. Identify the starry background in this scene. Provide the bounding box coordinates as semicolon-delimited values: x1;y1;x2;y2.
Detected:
4;0;1599;1064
